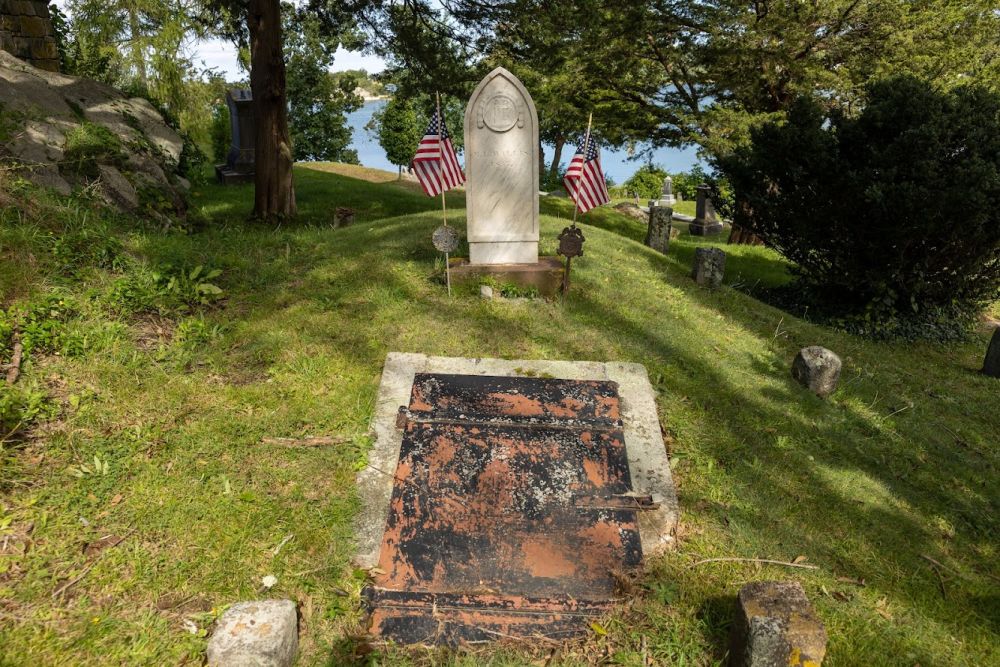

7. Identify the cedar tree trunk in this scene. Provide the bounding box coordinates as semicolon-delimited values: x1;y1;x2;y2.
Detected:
248;0;296;220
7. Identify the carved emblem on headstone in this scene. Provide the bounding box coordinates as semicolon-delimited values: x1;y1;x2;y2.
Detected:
477;93;524;133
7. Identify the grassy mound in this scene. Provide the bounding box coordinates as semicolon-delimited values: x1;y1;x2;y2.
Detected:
0;165;996;665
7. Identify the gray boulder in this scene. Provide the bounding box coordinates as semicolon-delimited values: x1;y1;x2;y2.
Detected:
730;581;827;667
0;50;185;215
983;328;1000;378
97;165;138;210
207;599;298;667
792;346;841;398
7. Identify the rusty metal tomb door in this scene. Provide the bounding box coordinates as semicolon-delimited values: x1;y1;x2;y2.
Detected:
365;373;644;644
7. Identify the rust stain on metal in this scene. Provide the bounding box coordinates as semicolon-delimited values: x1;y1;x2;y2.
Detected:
366;373;643;644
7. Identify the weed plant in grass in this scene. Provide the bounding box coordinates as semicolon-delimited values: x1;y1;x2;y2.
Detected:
0;164;996;665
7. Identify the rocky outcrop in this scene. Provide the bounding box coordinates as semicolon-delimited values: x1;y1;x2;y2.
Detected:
0;51;186;217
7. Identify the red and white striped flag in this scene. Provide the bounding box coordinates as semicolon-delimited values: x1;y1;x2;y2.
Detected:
411;109;465;197
564;134;610;213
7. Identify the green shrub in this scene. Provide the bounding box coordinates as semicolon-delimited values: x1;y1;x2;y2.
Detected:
106;265;224;315
718;76;1000;338
20;294;77;355
178;130;208;184
210;102;231;164
671;165;710;200
623;164;668;200
0;382;53;437
50;224;126;275
63;122;125;177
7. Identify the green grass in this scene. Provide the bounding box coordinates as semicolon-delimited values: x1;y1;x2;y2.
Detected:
0;164;997;665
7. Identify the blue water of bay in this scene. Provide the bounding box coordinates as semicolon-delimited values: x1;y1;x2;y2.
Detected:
345;99;701;185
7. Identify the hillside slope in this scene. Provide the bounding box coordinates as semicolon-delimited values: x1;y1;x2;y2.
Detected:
0;165;996;665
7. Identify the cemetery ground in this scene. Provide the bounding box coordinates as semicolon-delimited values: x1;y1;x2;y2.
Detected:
0;163;997;666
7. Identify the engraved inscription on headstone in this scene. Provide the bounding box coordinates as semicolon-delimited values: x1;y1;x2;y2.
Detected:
464;67;540;265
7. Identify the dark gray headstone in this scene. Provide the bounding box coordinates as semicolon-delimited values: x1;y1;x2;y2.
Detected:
692;247;726;288
690;184;723;236
226;89;255;173
645;205;673;254
983;328;1000;378
215;89;255;184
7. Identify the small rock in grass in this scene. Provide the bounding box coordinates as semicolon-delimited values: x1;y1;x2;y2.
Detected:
982;328;1000;378
480;285;494;300
729;580;827;667
207;599;298;667
791;346;841;398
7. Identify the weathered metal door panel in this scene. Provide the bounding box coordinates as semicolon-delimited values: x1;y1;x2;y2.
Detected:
366;374;643;644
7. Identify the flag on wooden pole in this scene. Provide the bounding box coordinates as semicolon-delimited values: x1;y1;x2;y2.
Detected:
412;109;465;197
564;134;610;214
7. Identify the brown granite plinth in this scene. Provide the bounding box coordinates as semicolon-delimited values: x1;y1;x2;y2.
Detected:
448;257;565;297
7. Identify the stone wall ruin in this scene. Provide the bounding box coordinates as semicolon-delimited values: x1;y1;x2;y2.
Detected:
0;0;59;72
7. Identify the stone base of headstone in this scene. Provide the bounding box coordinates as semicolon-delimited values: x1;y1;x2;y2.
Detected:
689;220;724;236
729;581;827;667
448;257;564;297
214;164;255;185
692;247;726;288
982;328;1000;377
207;599;298;667
645;205;673;254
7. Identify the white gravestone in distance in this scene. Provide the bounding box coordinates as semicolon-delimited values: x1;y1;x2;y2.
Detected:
464;67;540;265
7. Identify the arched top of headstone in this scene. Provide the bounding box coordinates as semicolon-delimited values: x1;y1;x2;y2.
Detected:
464;67;538;137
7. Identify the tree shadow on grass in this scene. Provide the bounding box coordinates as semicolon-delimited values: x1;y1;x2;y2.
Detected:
558;248;998;660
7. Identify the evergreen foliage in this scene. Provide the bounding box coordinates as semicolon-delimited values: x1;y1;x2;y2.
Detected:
719;77;1000;337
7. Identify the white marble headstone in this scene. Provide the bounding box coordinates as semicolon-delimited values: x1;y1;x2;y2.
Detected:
464;67;539;265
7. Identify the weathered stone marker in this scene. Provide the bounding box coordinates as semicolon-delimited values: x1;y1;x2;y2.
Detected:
645;205;673;254
207;599;298;667
215;89;256;185
692;247;726;288
792;346;841;398
648;175;677;208
690;184;723;236
464;67;539;265
730;581;827;667
983;328;1000;378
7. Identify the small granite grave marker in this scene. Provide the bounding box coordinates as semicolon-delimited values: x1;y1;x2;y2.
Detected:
690;184;723;236
792;346;841;398
207;599;298;667
692;247;726;288
645;205;673;254
730;580;827;667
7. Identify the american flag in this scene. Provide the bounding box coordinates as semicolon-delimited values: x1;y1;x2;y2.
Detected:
411;109;465;197
564;134;610;214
